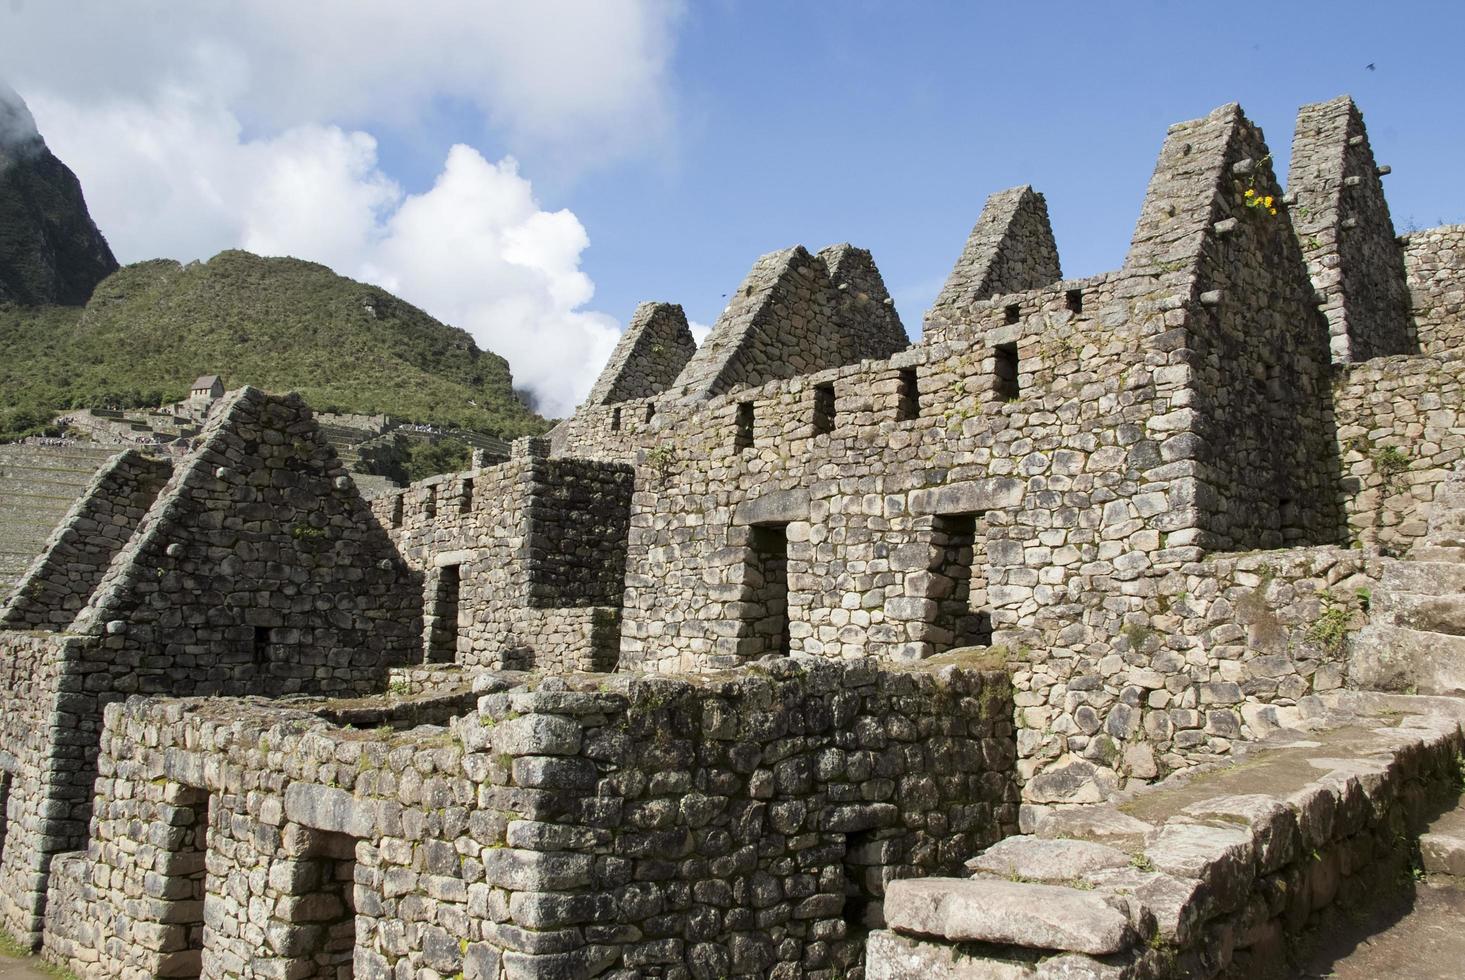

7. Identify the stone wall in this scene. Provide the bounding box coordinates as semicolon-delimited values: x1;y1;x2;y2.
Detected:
1333;351;1465;552
0;632;86;944
1402;224;1465;356
540;103;1372;799
867;692;1465;979
1015;546;1381;805
372;437;634;670
1288;96;1415;362
68;386;419;694
45;655;1016;979
0;449;171;630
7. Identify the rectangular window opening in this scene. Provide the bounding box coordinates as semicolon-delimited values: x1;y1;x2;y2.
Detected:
644;403;656;424
842;828;886;933
813;382;835;435
735;401;755;453
610;407;621;432
994;343;1020;402
929;513;992;652
388;494;403;529
423;486;437;520
1066;289;1084;314
1004;303;1021;325
459;478;474;515
425;564;461;664
746;524;790;657
252;626;270;669
897;368;920;422
0;772;11;865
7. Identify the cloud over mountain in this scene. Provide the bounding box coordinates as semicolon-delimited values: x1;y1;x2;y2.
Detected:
0;1;682;416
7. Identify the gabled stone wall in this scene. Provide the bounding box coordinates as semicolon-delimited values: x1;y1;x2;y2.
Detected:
586;301;697;405
667;243;908;402
0;449;170;630
1288;96;1415;362
1402;224;1465;356
0;386;420;944
924;185;1061;339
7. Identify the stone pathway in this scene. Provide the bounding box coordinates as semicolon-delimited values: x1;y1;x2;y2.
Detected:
1297;882;1465;979
0;952;55;979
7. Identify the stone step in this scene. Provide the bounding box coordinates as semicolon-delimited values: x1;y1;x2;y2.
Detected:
1377;593;1465;636
1409;546;1465;564
1350;624;1465;696
1382;561;1465;597
1421;802;1465;877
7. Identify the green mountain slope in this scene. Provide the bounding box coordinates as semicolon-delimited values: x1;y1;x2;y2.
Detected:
0;250;550;441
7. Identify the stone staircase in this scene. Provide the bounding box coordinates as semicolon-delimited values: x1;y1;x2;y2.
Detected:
1352;467;1465;695
0;443;122;598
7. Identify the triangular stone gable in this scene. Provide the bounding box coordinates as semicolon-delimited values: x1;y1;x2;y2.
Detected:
669;244;908;401
587;302;697;405
71;386;419;696
1129;104;1338;550
0;449;171;631
1288;95;1415;362
816;244;909;360
926;185;1061;325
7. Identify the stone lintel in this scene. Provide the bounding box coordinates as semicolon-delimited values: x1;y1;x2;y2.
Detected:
734;489;812;526
909;479;1024;516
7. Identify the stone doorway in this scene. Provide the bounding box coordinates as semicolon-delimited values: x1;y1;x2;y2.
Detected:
930;513;992;651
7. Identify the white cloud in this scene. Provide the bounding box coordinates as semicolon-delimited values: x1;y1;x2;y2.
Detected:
0;2;682;418
26;88;619;418
689;320;713;345
0;1;681;166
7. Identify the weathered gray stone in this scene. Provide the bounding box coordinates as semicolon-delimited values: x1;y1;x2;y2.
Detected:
884;877;1133;955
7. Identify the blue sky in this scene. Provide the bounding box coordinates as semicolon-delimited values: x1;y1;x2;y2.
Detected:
378;0;1465;331
2;0;1461;415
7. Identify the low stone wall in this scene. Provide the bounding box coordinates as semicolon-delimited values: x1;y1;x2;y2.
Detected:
1014;546;1382;802
868;691;1465;978
45;655;1017;979
1333;351;1465;553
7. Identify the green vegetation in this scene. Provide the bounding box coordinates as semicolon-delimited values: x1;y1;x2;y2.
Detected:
0;250;551;443
403;438;472;483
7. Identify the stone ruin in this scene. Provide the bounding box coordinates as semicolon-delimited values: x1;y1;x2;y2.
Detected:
0;95;1462;978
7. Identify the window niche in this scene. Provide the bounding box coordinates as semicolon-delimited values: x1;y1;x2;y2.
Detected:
813;382;835;435
994;343;1020;402
897;368;920;422
734;401;755;453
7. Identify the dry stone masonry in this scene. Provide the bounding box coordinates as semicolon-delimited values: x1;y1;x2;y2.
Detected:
0;94;1462;978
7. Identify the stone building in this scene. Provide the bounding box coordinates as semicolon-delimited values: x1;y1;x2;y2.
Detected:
188;374;225;408
0;95;1462;978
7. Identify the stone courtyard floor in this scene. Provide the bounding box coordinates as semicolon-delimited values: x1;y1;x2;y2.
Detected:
0;953;56;980
1295;880;1465;979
